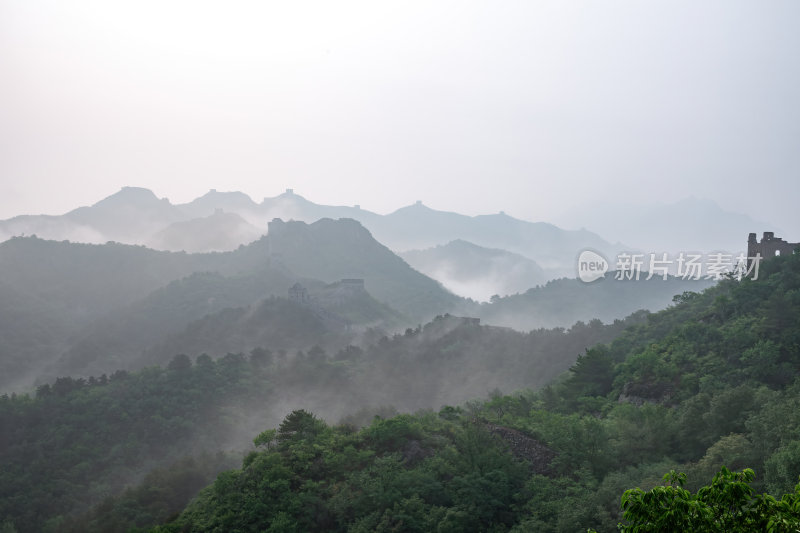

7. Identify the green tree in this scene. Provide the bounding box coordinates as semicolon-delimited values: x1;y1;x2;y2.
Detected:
619;467;800;532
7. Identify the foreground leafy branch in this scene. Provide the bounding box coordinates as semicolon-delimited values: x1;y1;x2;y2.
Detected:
617;467;800;532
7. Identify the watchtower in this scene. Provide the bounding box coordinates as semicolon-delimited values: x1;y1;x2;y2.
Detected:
748;232;799;259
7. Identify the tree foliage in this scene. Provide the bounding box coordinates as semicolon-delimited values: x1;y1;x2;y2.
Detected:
3;251;800;532
619;467;800;532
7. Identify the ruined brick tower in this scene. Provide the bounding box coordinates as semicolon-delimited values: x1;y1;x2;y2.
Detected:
748;232;800;259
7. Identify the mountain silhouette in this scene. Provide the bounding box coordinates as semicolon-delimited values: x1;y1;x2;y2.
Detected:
147;210;264;253
0;217;459;390
401;239;549;301
0;187;618;276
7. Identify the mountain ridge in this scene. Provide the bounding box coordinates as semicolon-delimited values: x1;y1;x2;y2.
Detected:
401;239;549;301
0;217;460;390
0;187;619;275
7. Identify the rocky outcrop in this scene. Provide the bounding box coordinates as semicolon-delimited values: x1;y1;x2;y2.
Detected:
486;424;556;476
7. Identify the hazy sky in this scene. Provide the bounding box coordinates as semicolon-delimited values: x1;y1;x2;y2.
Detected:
2;1;799;230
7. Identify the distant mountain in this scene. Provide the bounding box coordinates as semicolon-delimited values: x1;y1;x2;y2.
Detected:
144;282;402;365
0;187;619;277
0;279;78;391
247;191;620;275
0;236;210;320
51;272;405;380
0;187;764;304
47;270;295;380
363;203;617;273
469;272;716;330
554;197;776;254
401;239;549;301
176;189;261;221
0;237;210;389
260;189;380;227
0;214;105;244
0;187;183;244
0;218;448;325
146;298;335;364
0;218;459;390
251;218;460;319
309;278;405;328
65;186;185;243
147;210;264;253
2;189;772;274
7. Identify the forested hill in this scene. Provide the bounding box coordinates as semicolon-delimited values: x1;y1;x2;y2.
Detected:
0;218;458;325
144;252;800;532
0;311;636;533
0;220;460;390
467;272;715;329
252;217;461;318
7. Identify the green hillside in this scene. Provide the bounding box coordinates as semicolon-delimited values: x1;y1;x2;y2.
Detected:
0;310;632;532
2;246;798;533
141;252;800;532
0;218;459;390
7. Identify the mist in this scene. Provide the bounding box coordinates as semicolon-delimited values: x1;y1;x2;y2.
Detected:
1;2;799;231
2;2;800;531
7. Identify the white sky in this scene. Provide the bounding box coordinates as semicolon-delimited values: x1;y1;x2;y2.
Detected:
1;1;799;230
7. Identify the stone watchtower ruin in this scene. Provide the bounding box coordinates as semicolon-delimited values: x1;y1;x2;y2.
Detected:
288;282;309;304
748;232;800;260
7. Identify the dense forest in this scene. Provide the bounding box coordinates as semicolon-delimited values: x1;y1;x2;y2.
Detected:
0;309;636;532
0;222;456;391
0;229;709;393
2;251;798;531
140;251;799;531
4;0;798;529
